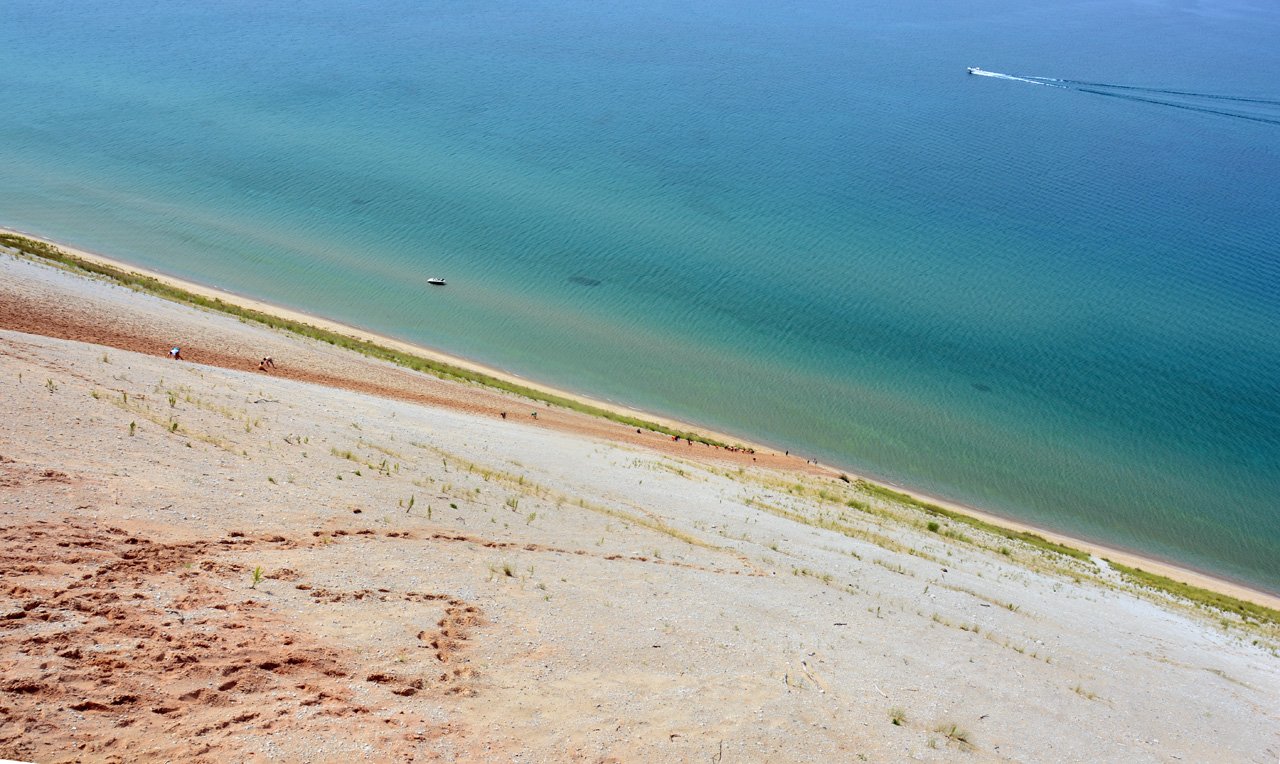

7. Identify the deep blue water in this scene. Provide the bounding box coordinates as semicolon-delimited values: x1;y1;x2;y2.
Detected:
2;0;1279;590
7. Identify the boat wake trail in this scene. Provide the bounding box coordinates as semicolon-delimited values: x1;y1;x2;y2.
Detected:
969;69;1280;126
968;69;1064;88
1076;88;1280;126
1029;78;1280;106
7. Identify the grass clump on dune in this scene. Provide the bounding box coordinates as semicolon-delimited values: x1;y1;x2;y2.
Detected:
857;481;1089;561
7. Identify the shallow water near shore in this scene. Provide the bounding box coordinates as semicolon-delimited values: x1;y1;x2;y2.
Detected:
2;0;1279;590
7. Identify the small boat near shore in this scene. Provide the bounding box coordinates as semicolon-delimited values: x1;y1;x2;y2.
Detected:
427;277;447;286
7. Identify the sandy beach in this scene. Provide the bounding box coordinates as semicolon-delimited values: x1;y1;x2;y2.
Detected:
2;246;1279;762
3;229;1277;613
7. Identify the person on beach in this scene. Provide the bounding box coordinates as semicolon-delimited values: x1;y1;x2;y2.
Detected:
501;412;507;419
264;356;275;368
257;360;267;372
169;347;182;360
531;412;537;419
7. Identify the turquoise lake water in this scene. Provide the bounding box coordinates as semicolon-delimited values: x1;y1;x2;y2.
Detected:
2;0;1279;591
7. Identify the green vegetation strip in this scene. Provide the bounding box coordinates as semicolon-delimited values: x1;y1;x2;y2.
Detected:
859;479;1280;627
2;233;731;448
1107;560;1280;627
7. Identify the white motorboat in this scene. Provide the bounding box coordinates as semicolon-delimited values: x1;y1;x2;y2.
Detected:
427;277;447;286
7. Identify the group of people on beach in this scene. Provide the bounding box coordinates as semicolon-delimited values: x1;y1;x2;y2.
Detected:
667;433;754;454
166;346;276;374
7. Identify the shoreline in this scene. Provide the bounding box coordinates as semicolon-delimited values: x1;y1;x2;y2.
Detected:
4;222;1279;612
0;225;764;451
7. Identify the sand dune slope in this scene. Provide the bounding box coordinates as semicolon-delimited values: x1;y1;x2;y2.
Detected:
0;259;1278;762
